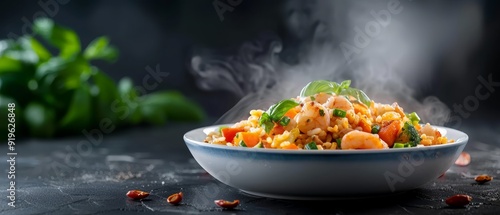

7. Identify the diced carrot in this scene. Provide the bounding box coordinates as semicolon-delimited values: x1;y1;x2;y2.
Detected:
234;132;261;147
284;108;298;119
378;120;400;147
271;124;285;135
282;143;299;150
263;142;272;148
358;117;371;133
221;127;244;143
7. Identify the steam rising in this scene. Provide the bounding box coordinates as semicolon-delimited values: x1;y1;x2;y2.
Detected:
190;0;482;125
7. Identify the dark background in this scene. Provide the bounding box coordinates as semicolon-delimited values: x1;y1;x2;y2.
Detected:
1;0;499;127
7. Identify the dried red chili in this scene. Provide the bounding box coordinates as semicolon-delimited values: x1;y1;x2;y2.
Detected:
126;190;149;200
167;192;183;205
214;199;240;209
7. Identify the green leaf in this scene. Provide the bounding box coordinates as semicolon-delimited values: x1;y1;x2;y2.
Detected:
300;80;336;97
140;91;205;123
0;56;23;73
91;70;118;121
339;88;371;107
117;77;142;124
299;80;353;97
33;18;81;59
258;99;299;134
267;99;299;122
28;37;51;62
339;80;351;90
83;36;118;62
140;102;167;125
59;84;92;131
24;102;56;138
0;38;39;64
36;56;91;90
258;112;274;134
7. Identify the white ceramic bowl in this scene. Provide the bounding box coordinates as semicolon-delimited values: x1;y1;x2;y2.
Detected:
184;125;468;200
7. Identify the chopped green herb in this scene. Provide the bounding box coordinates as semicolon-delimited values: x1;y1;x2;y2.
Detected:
336;138;342;149
310;96;315;101
305;142;318;150
333;109;346;117
253;142;264;148
239;140;247;147
218;126;228;134
407;112;420;124
371;124;380;134
393;143;406;148
258;99;299;134
319;109;325;116
279;116;290;126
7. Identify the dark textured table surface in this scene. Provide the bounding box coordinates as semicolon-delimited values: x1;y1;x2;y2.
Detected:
1;120;499;215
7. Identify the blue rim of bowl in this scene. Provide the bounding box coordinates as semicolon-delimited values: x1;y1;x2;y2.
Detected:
184;124;468;155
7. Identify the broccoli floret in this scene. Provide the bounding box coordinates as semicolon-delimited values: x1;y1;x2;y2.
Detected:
401;122;421;147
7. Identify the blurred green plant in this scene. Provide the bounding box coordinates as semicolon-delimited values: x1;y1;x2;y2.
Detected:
0;18;204;138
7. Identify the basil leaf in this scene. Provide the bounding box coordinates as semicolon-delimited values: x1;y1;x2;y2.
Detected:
140;91;205;122
83;36;118;62
259;112;274;134
268;99;299;122
59;84;92;131
33;18;81;59
339;80;351;90
28;37;51;62
339;88;371;107
0;56;23;73
300;80;336;97
92;70;118;121
117;77;142;124
300;80;353;97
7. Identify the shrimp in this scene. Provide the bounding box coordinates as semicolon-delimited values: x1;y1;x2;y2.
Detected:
300;92;330;104
341;130;388;149
314;92;331;104
324;95;354;111
420;123;442;138
295;101;330;133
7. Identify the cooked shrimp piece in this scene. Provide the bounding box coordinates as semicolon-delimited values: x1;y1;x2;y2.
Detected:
314;92;331;104
295;101;330;133
324;96;354;111
420;123;441;138
341;130;388;149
